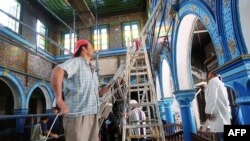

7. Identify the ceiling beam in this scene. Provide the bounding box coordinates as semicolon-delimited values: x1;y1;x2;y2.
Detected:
67;0;95;24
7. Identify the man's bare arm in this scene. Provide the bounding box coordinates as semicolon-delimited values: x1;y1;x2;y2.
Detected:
50;67;68;113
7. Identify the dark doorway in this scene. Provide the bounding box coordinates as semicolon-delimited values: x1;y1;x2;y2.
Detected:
27;88;46;125
0;79;15;137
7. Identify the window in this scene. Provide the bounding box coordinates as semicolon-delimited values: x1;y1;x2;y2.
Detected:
64;32;77;54
122;21;140;47
92;25;108;50
0;0;21;33
36;20;48;50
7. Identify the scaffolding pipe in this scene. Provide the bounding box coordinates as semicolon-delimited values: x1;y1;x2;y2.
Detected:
94;0;99;76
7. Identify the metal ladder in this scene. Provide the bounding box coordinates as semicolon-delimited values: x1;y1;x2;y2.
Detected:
122;0;166;140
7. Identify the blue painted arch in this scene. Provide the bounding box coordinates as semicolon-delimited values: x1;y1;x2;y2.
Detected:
0;68;26;109
26;81;54;109
173;1;226;66
172;0;226;91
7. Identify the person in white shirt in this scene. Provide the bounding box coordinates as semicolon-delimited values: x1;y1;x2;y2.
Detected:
129;100;146;141
205;71;231;140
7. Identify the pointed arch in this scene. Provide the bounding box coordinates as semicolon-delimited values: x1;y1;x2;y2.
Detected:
26;81;54;109
0;68;26;109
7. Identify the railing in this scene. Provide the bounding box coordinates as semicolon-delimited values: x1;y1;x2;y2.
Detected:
164;123;184;141
0;113;65;141
192;131;219;141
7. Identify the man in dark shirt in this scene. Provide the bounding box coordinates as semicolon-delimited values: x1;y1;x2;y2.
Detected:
40;116;59;139
47;107;64;140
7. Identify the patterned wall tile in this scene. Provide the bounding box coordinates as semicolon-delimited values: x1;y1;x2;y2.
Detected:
0;41;5;62
28;53;53;80
13;72;28;92
0;41;26;71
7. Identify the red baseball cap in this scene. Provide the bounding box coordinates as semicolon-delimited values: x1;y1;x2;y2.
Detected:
73;39;90;57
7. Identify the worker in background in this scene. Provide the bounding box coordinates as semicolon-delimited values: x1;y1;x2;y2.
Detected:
205;71;231;141
129;100;146;141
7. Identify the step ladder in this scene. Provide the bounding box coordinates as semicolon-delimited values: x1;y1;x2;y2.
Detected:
122;0;166;140
98;0;166;140
122;43;165;141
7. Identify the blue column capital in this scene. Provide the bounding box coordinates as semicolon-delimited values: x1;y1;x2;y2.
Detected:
158;100;164;105
174;89;196;141
174;89;196;107
158;100;165;110
163;97;174;107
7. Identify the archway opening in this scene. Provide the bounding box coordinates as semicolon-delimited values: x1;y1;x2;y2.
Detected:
191;19;216;83
28;88;46;114
0;79;15;132
28;88;46;124
155;74;162;101
191;19;217;126
176;13;221;128
161;59;180;123
161;59;172;97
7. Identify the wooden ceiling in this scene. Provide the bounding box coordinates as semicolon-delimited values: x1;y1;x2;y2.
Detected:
37;0;146;23
85;0;146;17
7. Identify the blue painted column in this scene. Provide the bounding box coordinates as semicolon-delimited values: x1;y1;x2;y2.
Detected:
163;97;174;123
175;89;197;141
14;109;28;133
158;101;166;121
235;96;250;124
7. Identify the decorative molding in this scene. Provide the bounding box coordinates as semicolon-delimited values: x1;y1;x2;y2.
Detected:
221;0;240;58
231;0;247;54
163;97;174;107
228;38;236;54
174;89;196;107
